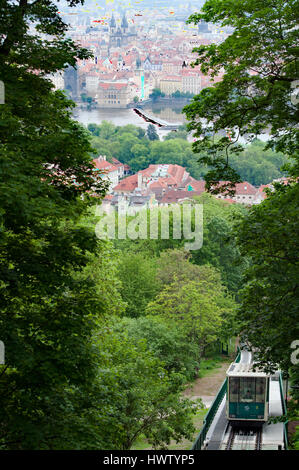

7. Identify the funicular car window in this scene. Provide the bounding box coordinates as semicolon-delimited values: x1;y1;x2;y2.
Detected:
229;377;239;402
255;377;265;403
240;377;255;402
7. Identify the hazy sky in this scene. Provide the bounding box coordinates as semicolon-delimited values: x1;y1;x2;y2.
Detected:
55;0;205;12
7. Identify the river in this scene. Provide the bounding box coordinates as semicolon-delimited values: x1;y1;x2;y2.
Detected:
75;103;269;144
75;102;188;139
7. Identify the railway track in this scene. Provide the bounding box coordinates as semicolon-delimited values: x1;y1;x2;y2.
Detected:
225;427;262;450
225;427;235;450
255;428;262;450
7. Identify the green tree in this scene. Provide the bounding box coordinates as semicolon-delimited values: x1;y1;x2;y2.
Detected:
131;143;150;159
184;0;298;191
236;182;299;374
93;326;202;450
188;194;249;293
116;133;141;162
171;90;182;98
117;252;159;318
146;123;159;141
229;139;288;186
146;267;237;357
72;235;126;318
128;155;149;172
89;136;113;158
112;316;200;380
163;125;188;140
88;123;101;136
115;124;143;138
156;248;212;287
114;196;248;293
149;88;165;101
96;120;117;140
88;123;287;185
137;127;146;139
86;96;93;110
0;0;109;449
149;139;186;165
183;0;299;402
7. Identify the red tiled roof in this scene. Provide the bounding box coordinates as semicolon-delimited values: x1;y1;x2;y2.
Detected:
234;182;258;195
160;190;203;204
184;179;206;193
214;181;258;195
148;180;168;189
112;157;124;167
113;174;138;192
98;82;128;90
140;166;156;178
93;159;118;173
257;178;290;199
167;165;188;185
157;176;176;186
113;164;190;193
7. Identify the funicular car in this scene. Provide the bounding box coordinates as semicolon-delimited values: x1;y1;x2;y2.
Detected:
226;362;270;423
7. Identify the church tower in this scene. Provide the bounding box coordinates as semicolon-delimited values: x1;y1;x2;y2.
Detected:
136;56;141;70
110;13;116;35
121;12;128;35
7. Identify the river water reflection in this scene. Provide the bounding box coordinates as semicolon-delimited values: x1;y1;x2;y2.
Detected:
75;103;188;139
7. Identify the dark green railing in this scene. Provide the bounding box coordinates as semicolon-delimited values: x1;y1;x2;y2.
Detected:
191;378;227;450
235;346;241;363
191;347;240;450
279;372;288;450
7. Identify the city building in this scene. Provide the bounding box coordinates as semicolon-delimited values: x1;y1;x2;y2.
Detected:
96;81;130;108
215;181;260;205
49;71;64;91
182;72;202;95
143;56;163;72
93;155;119;193
159;75;182;95
113;164;191;195
85;72;99;96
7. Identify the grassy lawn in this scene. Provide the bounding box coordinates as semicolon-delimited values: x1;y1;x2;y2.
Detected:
196;356;225;378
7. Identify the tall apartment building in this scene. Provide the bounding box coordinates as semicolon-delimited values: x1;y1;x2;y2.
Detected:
181;73;202;95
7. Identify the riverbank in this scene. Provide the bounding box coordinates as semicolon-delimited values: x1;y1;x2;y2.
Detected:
76;96;192;111
134;97;192;109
